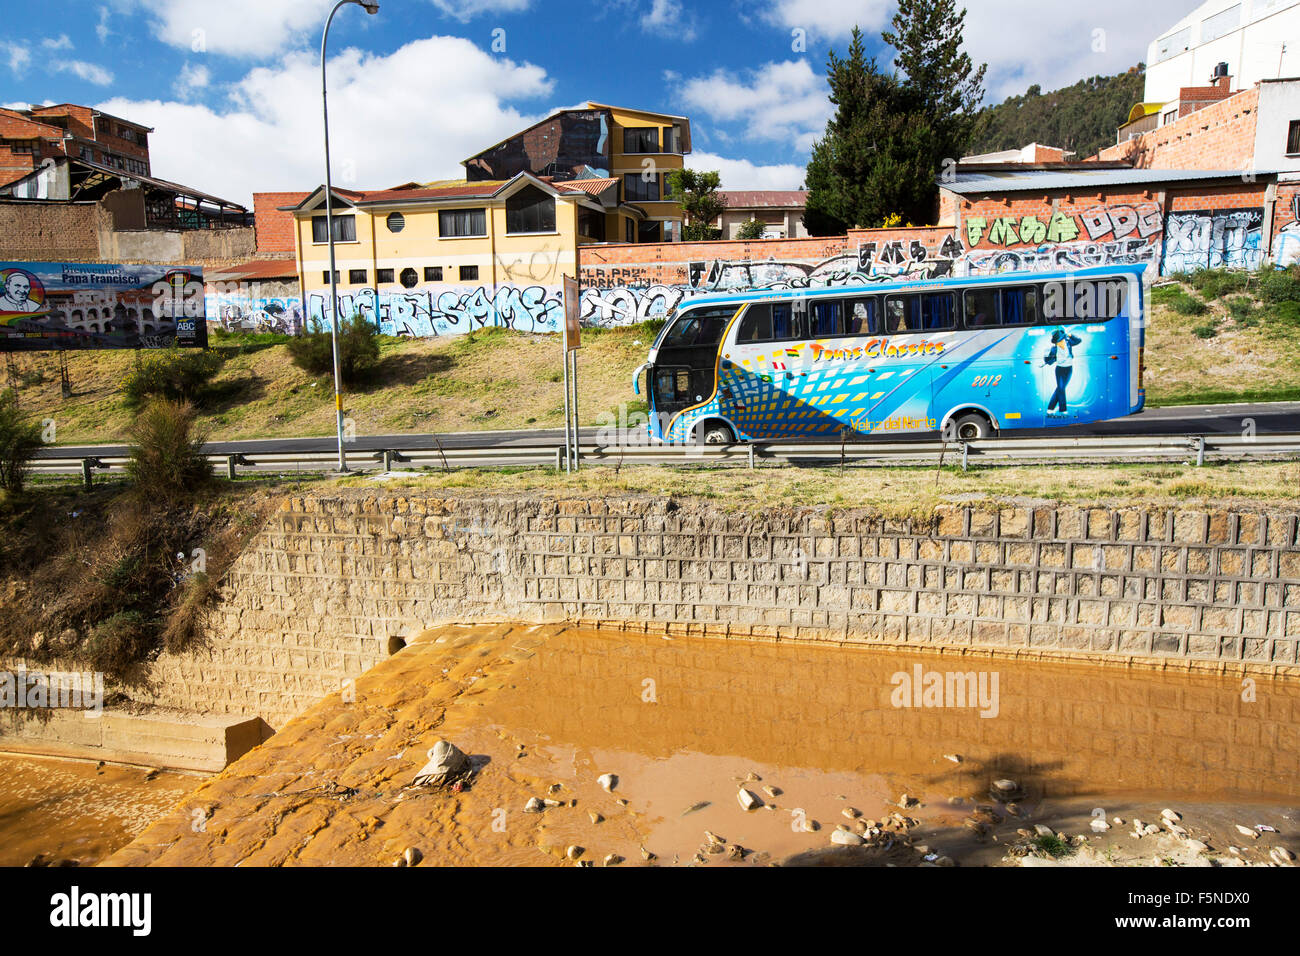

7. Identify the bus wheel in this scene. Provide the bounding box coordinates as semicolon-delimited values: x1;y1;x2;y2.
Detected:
950;412;994;441
695;421;735;445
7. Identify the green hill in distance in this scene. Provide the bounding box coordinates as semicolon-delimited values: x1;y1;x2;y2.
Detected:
969;64;1146;161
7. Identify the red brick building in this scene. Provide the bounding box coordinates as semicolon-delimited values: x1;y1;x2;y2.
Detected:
0;103;151;188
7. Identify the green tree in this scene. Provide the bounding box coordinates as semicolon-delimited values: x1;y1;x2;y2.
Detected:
0;389;43;494
881;0;987;161
735;218;767;240
667;169;726;241
803;28;939;234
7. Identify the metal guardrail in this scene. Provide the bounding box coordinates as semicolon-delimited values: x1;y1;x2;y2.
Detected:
25;433;1300;488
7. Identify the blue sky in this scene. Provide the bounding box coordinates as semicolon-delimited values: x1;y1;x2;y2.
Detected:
2;0;1194;205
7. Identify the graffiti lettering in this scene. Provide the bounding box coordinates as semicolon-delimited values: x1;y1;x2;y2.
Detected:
306;283;563;336
1161;208;1264;273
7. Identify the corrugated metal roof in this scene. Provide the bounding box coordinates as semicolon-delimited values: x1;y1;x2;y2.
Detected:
205;258;297;282
943;166;1281;195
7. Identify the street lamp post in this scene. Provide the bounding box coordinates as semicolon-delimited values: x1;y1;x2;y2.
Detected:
321;0;379;473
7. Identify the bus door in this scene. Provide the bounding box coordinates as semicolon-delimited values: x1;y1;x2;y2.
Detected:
650;306;735;419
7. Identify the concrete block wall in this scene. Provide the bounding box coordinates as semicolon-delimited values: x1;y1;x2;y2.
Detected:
129;494;1300;728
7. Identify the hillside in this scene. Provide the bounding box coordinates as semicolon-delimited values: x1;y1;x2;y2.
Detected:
970;65;1146;161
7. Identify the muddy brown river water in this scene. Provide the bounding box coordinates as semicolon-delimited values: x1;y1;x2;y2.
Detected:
98;624;1299;867
0;754;198;867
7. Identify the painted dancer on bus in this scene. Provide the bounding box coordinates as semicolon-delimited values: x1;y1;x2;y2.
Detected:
1043;327;1083;415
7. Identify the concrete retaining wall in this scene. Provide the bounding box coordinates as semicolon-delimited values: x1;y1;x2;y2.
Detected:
0;703;266;772
128;494;1300;728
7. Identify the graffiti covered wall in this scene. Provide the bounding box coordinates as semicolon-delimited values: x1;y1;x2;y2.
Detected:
205;279;304;335
961;202;1164;275
578;228;961;327
1161;208;1266;273
1271;189;1300;269
306;283;564;337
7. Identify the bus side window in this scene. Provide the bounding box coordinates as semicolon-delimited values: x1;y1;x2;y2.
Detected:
737;304;772;343
885;295;912;333
1002;286;1040;325
845;297;879;335
923;293;956;330
1075;279;1128;320
809;299;841;337
772;301;798;340
963;288;1001;328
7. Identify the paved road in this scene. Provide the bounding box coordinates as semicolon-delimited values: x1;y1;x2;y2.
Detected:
34;401;1300;460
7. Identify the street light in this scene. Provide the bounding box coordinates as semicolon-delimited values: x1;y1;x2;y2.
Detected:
321;0;378;472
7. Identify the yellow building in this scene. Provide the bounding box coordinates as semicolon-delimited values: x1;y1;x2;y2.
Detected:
287;103;691;335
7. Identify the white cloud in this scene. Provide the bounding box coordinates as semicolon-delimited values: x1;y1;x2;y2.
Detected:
689;150;805;191
678;59;831;152
135;0;340;59
53;60;115;86
98;35;554;206
759;0;890;43
2;42;31;73
96;5;112;43
42;35;74;51
429;0;533;23
173;61;210;97
641;0;697;42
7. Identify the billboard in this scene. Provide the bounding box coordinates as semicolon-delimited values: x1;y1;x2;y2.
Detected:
0;261;207;351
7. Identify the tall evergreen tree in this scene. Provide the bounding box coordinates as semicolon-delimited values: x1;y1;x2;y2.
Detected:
882;0;987;159
803;28;939;234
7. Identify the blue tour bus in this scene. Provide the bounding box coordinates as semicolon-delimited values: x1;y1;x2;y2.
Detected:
633;264;1147;444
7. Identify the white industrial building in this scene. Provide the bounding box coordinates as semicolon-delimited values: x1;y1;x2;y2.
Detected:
1146;0;1300;104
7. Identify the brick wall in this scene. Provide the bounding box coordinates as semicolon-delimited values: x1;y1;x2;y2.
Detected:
253;192;308;256
1095;87;1260;170
0;200;105;260
130;494;1300;728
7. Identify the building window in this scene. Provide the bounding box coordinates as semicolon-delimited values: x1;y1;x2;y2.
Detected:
624;172;660;202
638;221;661;243
400;267;419;288
1287;120;1300;155
322;270;340;283
578;208;606;241
459;265;479;281
1154;26;1191;62
376;268;395;283
348;269;367;284
312;213;356;243
505;184;556;234
439;207;486;237
664;123;685;154
424;266;443;282
626;219;635;243
1201;5;1241;43
79;146;94;161
386;212;405;233
623;127;659;154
